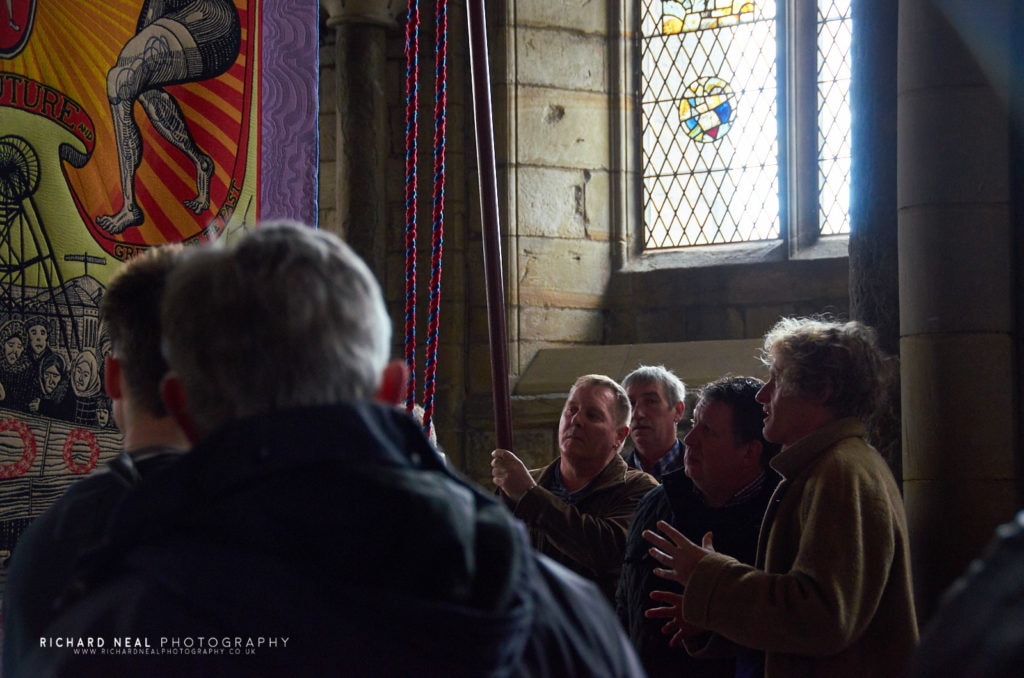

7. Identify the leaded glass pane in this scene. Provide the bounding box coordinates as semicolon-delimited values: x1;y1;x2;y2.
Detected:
817;0;852;235
641;0;780;249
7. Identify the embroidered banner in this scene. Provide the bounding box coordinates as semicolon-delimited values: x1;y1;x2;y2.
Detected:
0;0;318;597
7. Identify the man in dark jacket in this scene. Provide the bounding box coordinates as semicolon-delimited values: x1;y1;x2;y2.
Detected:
909;510;1024;677
491;374;659;602
20;221;643;677
617;376;780;678
3;245;190;676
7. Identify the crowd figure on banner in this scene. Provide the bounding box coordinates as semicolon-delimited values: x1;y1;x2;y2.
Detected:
0;316;114;428
11;215;1024;675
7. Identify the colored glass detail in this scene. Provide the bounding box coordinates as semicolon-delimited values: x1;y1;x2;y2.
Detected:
662;0;755;35
678;77;735;143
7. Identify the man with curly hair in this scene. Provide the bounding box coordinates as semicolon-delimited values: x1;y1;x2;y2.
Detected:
644;317;918;677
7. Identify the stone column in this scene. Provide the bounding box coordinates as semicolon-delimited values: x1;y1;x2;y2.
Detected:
898;0;1016;621
321;0;404;273
849;0;899;475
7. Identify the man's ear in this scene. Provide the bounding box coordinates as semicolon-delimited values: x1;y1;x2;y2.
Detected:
160;373;203;444
103;355;122;400
808;383;833;405
375;359;409;406
673;399;686;423
616;425;631;450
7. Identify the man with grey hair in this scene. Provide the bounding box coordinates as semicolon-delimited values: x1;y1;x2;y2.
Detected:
24;221;643;677
492;374;659;602
622;364;687;481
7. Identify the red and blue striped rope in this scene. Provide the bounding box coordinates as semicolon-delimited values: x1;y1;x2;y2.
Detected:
404;0;446;439
422;0;447;435
403;0;420;411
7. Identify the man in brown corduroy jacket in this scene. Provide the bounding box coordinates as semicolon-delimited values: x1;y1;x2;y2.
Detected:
645;317;918;677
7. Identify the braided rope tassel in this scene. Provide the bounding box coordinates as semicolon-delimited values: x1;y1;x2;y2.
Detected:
422;0;447;435
403;0;420;410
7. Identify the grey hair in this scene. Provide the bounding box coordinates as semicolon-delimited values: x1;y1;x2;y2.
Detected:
161;220;392;434
622;364;686;407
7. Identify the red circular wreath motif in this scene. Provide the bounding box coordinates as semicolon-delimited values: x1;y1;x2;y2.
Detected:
0;417;38;479
62;427;102;474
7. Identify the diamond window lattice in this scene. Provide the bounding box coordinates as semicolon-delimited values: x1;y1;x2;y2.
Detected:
641;0;852;249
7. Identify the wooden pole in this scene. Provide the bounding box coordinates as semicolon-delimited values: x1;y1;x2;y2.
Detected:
465;0;513;449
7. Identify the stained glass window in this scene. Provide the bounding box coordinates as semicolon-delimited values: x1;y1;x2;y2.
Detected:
640;0;852;250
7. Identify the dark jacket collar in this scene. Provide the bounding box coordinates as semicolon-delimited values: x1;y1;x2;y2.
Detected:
188;402;445;494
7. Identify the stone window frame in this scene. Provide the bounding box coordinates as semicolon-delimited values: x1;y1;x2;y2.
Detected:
611;0;850;272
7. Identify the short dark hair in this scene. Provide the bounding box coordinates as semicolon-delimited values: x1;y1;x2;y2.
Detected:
698;376;781;467
25;315;50;333
100;245;185;416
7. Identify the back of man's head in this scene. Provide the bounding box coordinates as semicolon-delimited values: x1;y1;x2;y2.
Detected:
100;244;184;416
161;221;392;435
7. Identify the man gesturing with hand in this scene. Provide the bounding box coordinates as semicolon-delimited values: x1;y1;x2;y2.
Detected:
644;317;918;678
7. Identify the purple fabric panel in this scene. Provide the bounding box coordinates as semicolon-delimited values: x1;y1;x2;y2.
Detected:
260;0;319;226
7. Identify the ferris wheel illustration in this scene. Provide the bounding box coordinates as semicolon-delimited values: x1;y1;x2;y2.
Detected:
0;134;83;352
